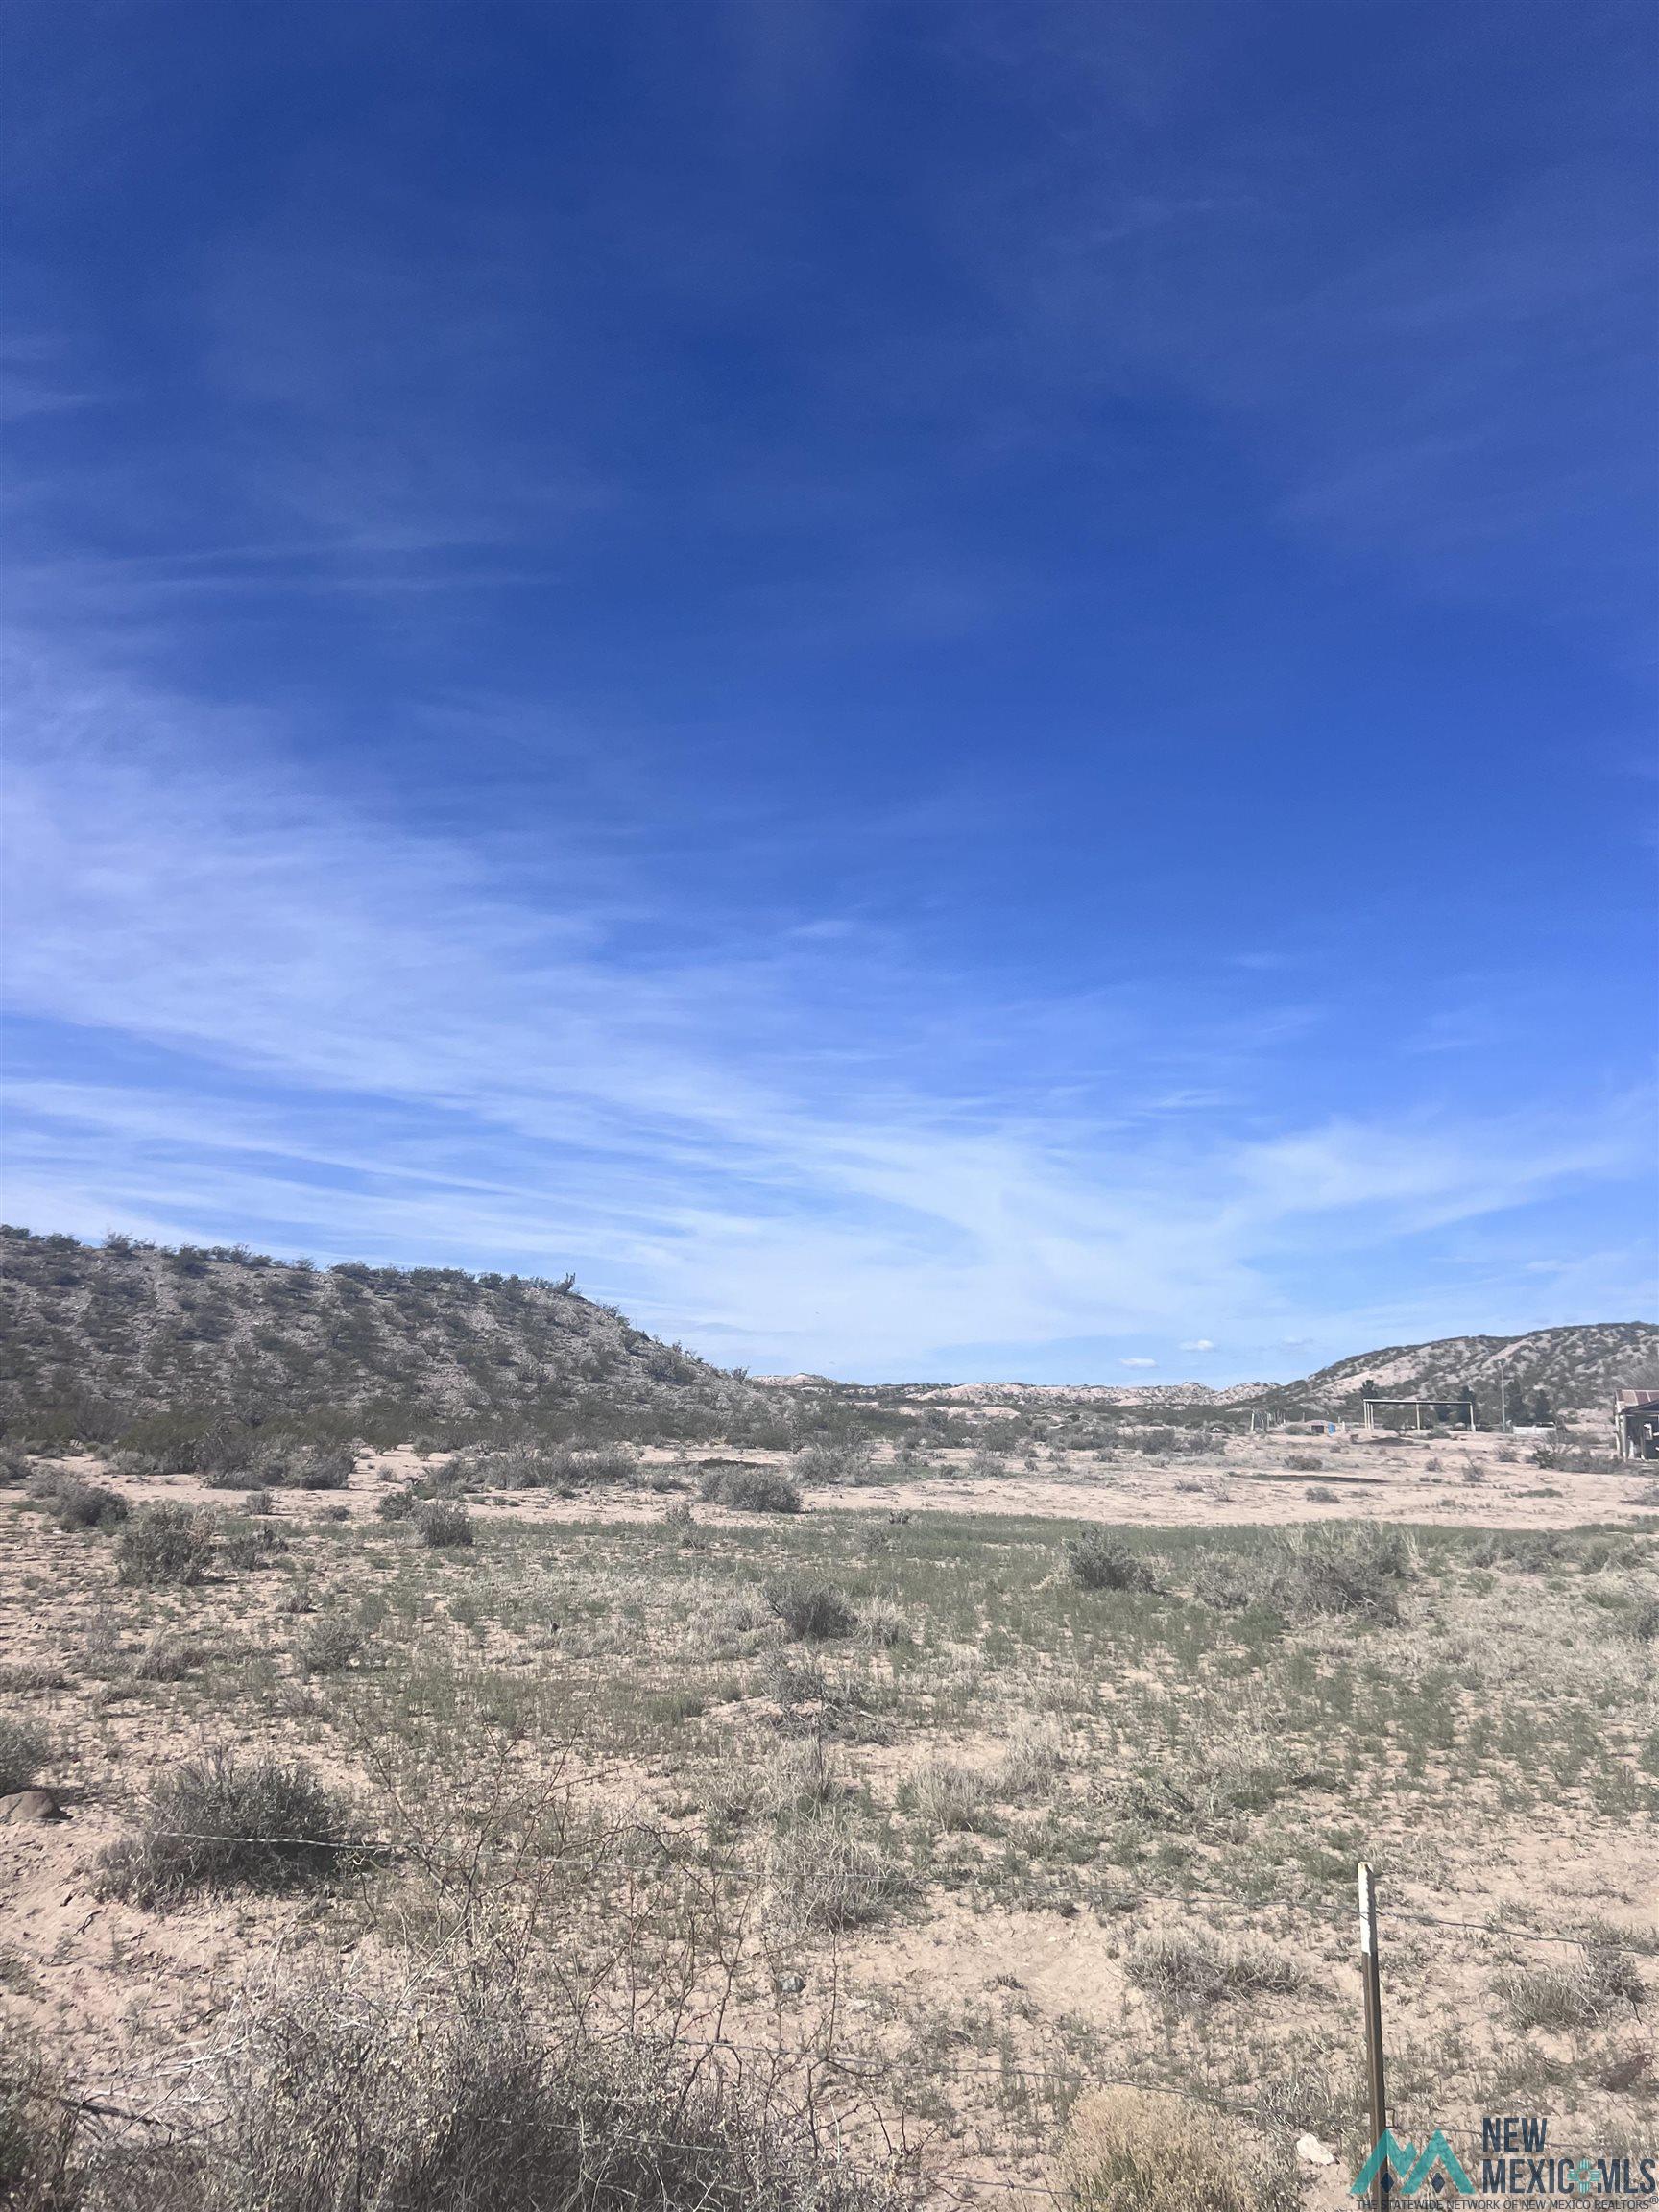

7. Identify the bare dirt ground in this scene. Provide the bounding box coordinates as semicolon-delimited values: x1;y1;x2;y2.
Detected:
4;1434;1655;2206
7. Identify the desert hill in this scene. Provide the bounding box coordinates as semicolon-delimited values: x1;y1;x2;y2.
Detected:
1281;1321;1659;1416
0;1226;769;1446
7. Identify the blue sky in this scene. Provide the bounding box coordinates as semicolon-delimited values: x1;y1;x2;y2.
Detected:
2;2;1654;1382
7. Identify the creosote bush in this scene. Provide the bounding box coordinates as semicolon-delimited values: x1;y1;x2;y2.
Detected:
97;1749;358;1904
295;1614;367;1674
701;1465;802;1514
286;1443;354;1492
1066;1531;1159;1593
114;1503;217;1586
1061;2086;1291;2212
51;1478;131;1531
419;1500;475;1549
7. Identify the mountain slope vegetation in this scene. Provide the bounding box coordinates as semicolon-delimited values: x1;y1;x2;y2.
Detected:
1284;1321;1659;1415
0;1226;774;1448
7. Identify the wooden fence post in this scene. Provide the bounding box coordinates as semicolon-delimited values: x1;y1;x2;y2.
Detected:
1358;1861;1390;2207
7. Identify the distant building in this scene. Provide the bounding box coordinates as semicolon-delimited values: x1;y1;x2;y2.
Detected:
1614;1389;1659;1461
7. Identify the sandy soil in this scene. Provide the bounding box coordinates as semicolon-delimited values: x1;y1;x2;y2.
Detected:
42;1424;1655;1535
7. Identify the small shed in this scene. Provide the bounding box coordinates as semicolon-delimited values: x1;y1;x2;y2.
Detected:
1614;1389;1659;1461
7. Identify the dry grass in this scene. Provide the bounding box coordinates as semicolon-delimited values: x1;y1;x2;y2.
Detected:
1125;1933;1305;2008
2;1454;1655;2201
765;1808;908;1934
1496;1946;1646;2032
1059;2086;1291;2211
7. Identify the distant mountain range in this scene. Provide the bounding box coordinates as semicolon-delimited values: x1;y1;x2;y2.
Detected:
758;1322;1659;1415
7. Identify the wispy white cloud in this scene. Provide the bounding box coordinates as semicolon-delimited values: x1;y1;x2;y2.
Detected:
2;641;1650;1378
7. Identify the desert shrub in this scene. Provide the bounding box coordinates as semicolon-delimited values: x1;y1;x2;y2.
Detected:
1282;1524;1410;1619
1061;2085;1292;2211
1467;1529;1567;1572
701;1466;802;1514
1125;1932;1303;2008
108;1447;167;1478
0;1660;69;1695
419;1501;475;1549
115;1503;217;1585
0;1445;34;1485
220;1524;288;1572
131;1630;204;1683
206;1465;275;1491
1066;1531;1159;1593
793;1432;878;1486
1284;1453;1322;1472
55;1975;906;2212
1627;1598;1659;1645
0;1718;50;1796
295;1615;367;1674
1304;1484;1337;1503
376;1486;418;1522
287;1443;353;1491
96;1750;357;1904
53;1479;130;1531
1532;1445;1618;1474
766;1578;855;1640
1193;1527;1410;1622
1497;1946;1644;2032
